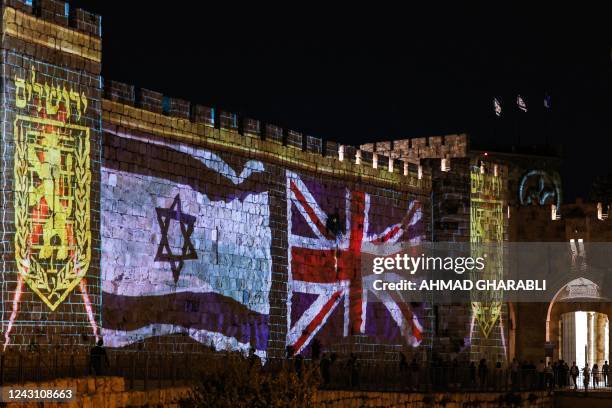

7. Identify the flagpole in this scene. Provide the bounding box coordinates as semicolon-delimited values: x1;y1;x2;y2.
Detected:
515;95;527;150
515;109;520;150
493;98;502;145
544;94;548;148
516;115;520;149
513;95;519;151
544;114;549;148
492;100;497;147
493;113;497;148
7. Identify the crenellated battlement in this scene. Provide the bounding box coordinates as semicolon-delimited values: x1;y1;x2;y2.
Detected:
1;0;102;73
102;80;507;192
360;134;469;163
511;199;612;242
102;80;446;192
514;199;612;222
3;0;101;37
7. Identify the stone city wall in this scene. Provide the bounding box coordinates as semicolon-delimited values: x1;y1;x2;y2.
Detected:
0;0;103;349
0;0;515;365
100;93;430;361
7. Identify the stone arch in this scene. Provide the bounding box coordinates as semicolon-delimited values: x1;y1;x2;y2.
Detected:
546;277;611;361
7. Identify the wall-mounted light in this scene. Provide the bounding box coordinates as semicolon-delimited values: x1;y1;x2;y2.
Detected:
597;202;609;220
441;158;450;172
551;204;560;220
212;227;219;264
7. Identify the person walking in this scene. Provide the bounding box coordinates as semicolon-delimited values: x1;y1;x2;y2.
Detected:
545;362;554;390
537;360;545;389
320;354;332;386
347;353;360;388
583;364;591;392
510;358;519;390
89;339;110;376
570;362;579;390
494;361;503;390
469;361;477;389
398;352;408;389
603;361;609;387
551;361;558;388
399;352;408;373
562;361;570;387
410;358;420;391
478;359;488;390
592;364;600;388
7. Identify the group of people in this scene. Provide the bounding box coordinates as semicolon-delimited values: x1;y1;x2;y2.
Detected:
531;358;610;390
576;361;610;390
87;331;612;394
314;348;612;392
527;359;573;390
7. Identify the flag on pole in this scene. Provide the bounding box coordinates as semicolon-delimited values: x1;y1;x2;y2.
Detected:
544;93;551;109
494;98;502;117
517;95;527;112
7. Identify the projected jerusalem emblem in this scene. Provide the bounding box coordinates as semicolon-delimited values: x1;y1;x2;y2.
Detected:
470;169;504;339
519;169;561;208
13;68;91;311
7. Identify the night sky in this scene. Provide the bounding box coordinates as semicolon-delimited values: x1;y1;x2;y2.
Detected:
72;2;610;201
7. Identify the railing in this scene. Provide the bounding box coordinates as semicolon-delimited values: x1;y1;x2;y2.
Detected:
566;371;611;390
1;351;611;394
317;363;612;393
319;364;518;392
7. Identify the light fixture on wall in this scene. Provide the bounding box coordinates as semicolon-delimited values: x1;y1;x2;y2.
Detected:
212;227;219;264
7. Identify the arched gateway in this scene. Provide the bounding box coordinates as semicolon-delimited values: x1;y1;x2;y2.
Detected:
546;278;611;365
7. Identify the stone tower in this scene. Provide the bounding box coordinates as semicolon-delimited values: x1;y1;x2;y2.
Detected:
0;0;102;350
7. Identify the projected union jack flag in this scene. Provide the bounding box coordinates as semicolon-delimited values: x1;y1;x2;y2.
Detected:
286;170;425;355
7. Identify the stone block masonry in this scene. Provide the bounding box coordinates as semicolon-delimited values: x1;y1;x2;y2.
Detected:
100;98;430;361
0;0;515;366
0;0;103;350
360;134;469;163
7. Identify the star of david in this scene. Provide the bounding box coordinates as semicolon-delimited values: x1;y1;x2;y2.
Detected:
155;194;197;282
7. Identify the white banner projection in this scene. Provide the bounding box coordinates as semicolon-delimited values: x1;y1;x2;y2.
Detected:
100;131;271;357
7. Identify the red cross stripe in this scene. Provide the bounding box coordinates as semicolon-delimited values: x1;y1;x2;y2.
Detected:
286;171;424;355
